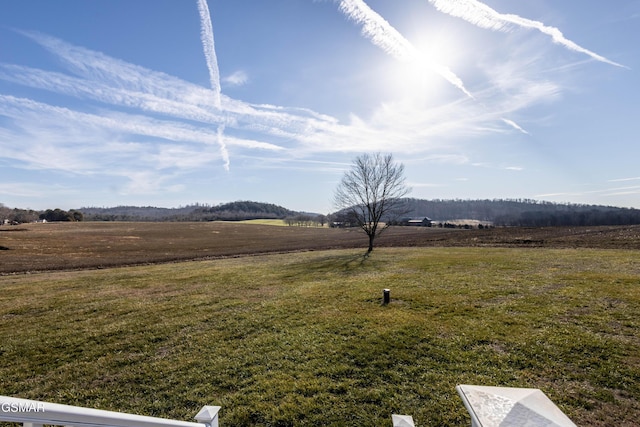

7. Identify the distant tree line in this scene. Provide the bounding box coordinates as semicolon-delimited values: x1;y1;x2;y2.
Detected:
192;201;295;221
0;205;83;224
40;208;84;222
284;214;327;227
3;198;640;226
78;201;298;222
397;198;640;227
494;208;640;227
78;205;202;221
0;204;40;224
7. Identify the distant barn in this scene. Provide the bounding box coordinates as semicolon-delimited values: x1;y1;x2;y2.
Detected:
400;217;432;227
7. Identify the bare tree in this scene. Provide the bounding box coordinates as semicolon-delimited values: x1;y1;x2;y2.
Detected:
334;153;410;252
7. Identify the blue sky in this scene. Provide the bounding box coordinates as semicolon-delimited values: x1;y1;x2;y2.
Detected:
1;0;638;213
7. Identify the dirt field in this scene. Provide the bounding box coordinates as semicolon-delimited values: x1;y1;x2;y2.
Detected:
1;222;639;274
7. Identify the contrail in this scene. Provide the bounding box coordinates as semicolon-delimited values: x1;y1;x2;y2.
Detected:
196;0;221;106
196;0;229;170
427;0;626;68
217;124;230;170
338;0;473;98
501;118;529;135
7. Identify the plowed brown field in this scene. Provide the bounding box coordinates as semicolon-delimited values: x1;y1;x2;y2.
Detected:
1;222;639;274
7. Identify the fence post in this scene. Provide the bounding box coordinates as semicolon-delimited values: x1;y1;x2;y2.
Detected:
194;406;221;427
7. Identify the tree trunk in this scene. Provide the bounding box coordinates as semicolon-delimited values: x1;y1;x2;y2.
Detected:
368;234;374;252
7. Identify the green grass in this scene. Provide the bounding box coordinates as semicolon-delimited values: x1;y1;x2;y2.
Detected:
235;219;289;226
235;219;326;227
1;248;638;426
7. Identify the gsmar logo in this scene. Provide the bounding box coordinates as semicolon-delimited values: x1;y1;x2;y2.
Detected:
1;401;45;413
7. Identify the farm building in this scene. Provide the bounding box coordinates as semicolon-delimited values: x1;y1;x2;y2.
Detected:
399;217;432;227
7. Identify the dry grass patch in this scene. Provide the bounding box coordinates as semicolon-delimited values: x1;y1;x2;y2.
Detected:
0;247;638;426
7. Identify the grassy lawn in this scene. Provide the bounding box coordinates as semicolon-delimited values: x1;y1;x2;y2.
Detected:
235;219;327;227
235;219;289;226
1;247;638;426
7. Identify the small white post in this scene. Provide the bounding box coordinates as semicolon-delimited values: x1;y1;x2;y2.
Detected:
392;414;415;427
194;406;221;427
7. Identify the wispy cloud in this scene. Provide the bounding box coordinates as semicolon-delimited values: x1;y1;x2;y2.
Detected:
0;28;567;165
535;185;640;203
609;177;640;182
223;70;249;87
0;0;611;197
426;0;626;68
0;182;74;200
337;0;473;98
604;186;640;197
0;58;339;146
0;95;280;151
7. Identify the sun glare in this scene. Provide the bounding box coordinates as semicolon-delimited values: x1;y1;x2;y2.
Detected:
385;27;467;103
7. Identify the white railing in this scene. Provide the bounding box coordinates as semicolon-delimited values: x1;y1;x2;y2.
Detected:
3;387;578;426
0;396;221;427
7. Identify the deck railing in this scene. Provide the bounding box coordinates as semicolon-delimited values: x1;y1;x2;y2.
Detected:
0;396;221;427
3;387;577;426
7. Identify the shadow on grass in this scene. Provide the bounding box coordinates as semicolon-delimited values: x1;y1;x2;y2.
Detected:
282;250;372;280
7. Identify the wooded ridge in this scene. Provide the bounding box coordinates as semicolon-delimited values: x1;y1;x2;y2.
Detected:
2;198;640;226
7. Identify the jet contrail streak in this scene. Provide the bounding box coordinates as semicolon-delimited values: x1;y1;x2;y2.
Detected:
427;0;626;68
501;118;529;135
338;0;473;98
217;124;230;170
196;0;221;106
196;0;229;170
